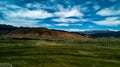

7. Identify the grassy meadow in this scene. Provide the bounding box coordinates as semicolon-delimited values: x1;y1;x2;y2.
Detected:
0;38;120;67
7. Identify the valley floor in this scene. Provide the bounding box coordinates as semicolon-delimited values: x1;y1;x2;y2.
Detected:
0;38;120;67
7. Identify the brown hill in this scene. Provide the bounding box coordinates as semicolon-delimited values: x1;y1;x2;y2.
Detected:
8;28;86;39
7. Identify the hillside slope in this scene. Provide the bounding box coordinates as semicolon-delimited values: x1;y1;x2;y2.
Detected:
8;28;86;39
0;24;17;35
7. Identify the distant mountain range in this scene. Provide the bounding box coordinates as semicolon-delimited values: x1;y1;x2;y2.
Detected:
0;24;120;39
78;30;114;34
75;30;120;38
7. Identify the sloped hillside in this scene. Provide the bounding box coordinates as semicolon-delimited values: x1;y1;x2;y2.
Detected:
0;24;17;35
8;28;85;39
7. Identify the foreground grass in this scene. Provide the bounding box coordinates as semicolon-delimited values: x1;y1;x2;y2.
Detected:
0;38;120;67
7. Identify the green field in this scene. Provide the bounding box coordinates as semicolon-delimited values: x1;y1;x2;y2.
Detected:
0;38;120;67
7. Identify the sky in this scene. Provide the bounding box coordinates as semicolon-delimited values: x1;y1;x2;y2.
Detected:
0;0;120;31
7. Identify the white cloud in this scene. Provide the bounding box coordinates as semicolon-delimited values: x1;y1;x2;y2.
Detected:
68;29;83;31
55;4;66;11
6;5;21;9
52;18;80;23
26;3;61;11
0;18;52;27
0;4;22;12
97;8;120;16
93;5;100;10
40;24;52;27
0;4;44;27
0;19;39;27
52;17;89;23
81;7;88;11
55;23;83;26
0;4;55;27
56;28;84;31
26;3;40;8
55;23;69;26
93;17;120;26
8;10;53;19
52;6;85;23
26;3;50;9
80;18;89;22
54;6;84;18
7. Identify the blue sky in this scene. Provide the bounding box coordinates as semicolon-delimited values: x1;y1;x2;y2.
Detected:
0;0;120;31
